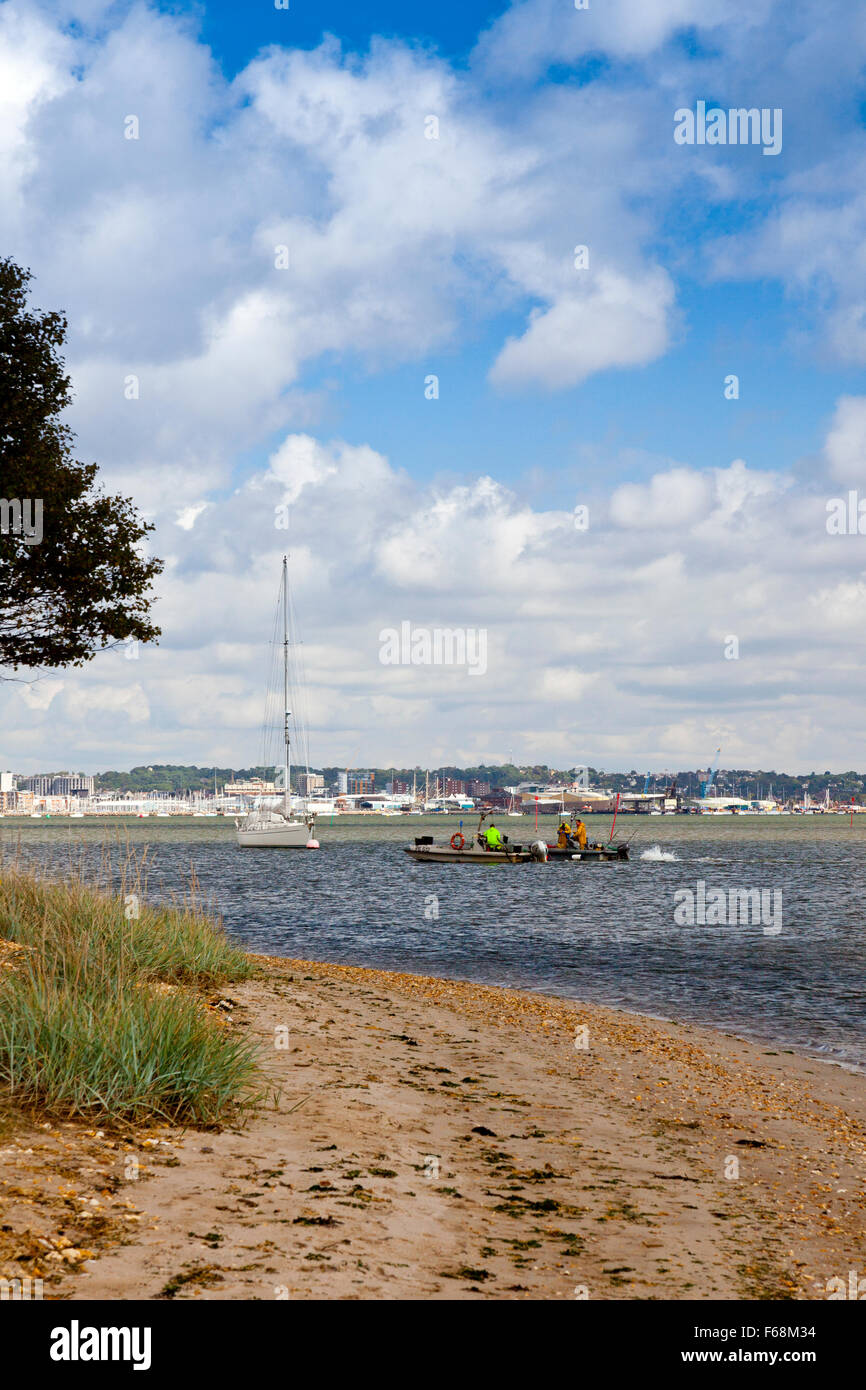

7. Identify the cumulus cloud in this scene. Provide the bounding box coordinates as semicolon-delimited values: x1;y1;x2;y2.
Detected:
4;412;863;773
17;680;64;711
489;268;674;390
0;0;686;517
3;1;866;774
474;0;735;76
824;397;866;484
610;468;707;529
610;461;787;535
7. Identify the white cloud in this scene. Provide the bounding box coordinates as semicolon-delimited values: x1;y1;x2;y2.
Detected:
610;460;787;535
0;1;686;521
474;0;735;76
489;268;674;390
17;679;64;711
610;467;712;528
3;411;863;772
0;4;72;212
62;683;150;725
175;503;209;531
824;397;866;484
3;3;866;773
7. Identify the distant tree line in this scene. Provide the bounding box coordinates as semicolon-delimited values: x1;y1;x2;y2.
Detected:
94;765;276;794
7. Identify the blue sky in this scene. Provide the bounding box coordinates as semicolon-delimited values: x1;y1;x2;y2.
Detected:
187;0;508;72
3;0;866;775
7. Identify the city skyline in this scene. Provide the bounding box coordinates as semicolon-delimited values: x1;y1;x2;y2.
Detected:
5;760;864;793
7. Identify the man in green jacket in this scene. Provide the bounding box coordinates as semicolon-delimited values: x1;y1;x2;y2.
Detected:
484;821;504;850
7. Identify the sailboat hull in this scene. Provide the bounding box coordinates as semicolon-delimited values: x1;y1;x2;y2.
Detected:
237;820;311;847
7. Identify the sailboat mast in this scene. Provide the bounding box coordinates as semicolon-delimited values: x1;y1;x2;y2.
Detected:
283;556;291;816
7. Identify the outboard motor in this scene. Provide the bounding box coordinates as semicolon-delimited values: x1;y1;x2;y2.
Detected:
529;839;549;862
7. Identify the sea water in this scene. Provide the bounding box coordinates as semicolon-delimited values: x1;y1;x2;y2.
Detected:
4;814;864;1070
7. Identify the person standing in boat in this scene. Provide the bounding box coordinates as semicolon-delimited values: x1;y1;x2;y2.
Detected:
571;817;588;849
556;819;572;849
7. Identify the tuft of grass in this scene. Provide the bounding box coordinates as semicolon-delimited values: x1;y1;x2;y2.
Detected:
0;858;260;1126
0;854;254;988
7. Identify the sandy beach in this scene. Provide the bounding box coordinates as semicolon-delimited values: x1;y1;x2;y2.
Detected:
2;956;864;1301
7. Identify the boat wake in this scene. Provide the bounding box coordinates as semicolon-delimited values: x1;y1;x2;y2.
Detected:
640;846;679;862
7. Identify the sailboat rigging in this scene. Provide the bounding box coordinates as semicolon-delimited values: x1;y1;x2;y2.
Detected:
236;556;319;849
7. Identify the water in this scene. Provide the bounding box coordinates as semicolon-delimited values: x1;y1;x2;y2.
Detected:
2;813;864;1070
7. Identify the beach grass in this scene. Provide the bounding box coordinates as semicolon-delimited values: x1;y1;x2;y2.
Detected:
0;857;260;1125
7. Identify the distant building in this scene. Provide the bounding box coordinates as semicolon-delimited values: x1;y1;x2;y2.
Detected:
51;774;94;796
16;772;94;796
349;775;374;795
337;771;348;795
468;779;491;797
18;774;54;795
297;772;324;794
444;779;466;796
225;778;276;796
483;788;510;809
0;772;17;811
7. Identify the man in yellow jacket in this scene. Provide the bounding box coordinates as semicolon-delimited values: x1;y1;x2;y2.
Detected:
571;818;588;849
484;821;504;850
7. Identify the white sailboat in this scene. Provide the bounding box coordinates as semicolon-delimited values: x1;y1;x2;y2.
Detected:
236;557;319;849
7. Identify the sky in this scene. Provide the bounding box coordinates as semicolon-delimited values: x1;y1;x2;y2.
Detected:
2;0;866;776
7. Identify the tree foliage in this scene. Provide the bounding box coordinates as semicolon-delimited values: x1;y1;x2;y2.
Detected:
0;257;161;670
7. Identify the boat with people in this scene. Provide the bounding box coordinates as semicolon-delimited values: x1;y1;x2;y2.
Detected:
404;811;549;864
545;811;630;861
545;842;630;862
236;556;319;849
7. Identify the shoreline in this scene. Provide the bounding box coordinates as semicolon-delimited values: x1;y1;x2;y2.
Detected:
3;955;864;1300
271;952;866;1068
270;955;866;1079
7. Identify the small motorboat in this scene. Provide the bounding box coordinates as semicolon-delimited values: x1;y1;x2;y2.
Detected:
545;842;629;862
404;810;548;864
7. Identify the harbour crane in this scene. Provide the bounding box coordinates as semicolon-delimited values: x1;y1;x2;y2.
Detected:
701;748;721;798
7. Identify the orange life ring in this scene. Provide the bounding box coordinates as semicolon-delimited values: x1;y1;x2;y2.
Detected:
450;832;465;850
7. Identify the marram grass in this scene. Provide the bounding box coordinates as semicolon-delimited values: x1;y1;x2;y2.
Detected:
0;858;261;1125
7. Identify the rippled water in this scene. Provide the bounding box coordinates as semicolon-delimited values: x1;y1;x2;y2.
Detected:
3;813;864;1069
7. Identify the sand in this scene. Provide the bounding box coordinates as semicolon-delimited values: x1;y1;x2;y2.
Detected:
2;956;864;1300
